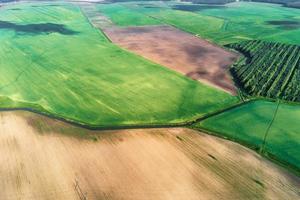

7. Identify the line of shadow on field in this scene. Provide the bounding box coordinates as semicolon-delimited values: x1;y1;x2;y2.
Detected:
0;20;78;35
172;4;226;12
266;20;300;30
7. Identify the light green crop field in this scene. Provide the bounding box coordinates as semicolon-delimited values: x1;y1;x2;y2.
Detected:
0;2;237;127
194;100;300;173
98;2;300;45
195;2;300;45
96;3;161;26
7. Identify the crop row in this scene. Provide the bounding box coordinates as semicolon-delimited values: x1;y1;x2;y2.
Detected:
227;40;300;102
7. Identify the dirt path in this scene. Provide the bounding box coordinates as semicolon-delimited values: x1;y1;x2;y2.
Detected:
0;111;299;199
103;25;239;94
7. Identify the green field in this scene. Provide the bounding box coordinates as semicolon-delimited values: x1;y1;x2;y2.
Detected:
0;2;237;127
98;2;300;45
96;3;161;26
228;40;300;102
194;100;300;174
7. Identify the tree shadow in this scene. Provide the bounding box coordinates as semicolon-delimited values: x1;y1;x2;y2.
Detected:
0;20;78;35
266;20;300;30
0;0;18;2
172;4;226;12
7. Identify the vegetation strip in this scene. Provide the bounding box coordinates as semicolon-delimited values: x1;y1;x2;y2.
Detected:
0;98;247;130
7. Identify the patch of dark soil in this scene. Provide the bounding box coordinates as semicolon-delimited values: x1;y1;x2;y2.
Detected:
115;27;153;34
266;20;300;30
184;44;210;60
25;112;98;140
215;72;226;79
172;4;226;12
0;20;78;35
186;71;208;80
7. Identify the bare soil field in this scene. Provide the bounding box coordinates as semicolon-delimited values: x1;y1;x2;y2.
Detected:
104;25;239;94
0;111;299;200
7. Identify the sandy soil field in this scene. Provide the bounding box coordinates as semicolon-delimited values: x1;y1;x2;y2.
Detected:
0;111;299;200
104;26;239;94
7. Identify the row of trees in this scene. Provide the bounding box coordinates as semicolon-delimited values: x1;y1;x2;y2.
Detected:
227;40;300;102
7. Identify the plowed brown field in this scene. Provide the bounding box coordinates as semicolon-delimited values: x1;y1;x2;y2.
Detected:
0;111;299;200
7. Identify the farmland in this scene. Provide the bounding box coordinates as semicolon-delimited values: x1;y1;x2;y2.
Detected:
0;2;237;127
1;111;300;199
227;40;300;102
95;3;161;27
97;1;300;45
83;2;300;181
194;100;300;175
103;25;239;94
0;0;300;199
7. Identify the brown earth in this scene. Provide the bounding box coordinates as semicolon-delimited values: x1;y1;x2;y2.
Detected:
0;111;299;199
103;25;239;94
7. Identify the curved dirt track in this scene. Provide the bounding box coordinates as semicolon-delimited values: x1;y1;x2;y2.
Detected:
0;111;299;200
104;25;239;94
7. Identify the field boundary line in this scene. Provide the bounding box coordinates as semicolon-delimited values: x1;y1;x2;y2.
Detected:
260;100;281;153
0;98;250;130
76;3;112;43
192;125;300;177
